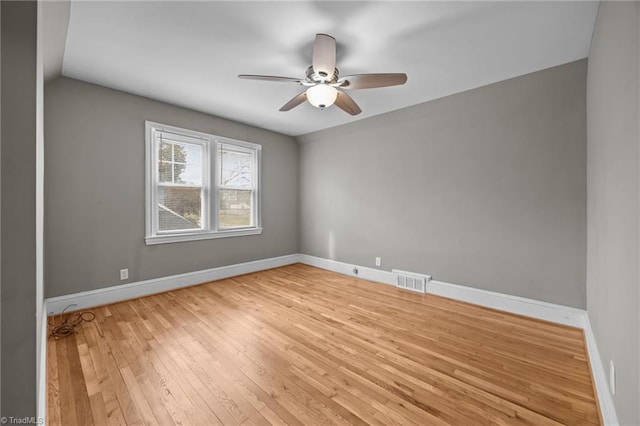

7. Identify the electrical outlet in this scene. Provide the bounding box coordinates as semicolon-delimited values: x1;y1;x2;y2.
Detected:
120;268;129;280
610;360;616;395
375;257;382;267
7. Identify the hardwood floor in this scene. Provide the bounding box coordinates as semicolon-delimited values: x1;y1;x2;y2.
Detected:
47;264;600;425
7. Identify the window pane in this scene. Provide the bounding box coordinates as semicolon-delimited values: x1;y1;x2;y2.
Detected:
178;143;203;185
159;141;172;161
219;188;252;228
159;161;172;182
158;141;203;185
220;149;252;188
158;186;202;231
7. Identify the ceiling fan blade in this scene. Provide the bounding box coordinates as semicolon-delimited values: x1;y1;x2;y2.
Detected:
334;90;361;115
238;75;302;83
312;34;336;78
339;73;408;90
279;92;307;111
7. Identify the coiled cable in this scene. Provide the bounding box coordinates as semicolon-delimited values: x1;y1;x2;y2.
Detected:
49;308;96;339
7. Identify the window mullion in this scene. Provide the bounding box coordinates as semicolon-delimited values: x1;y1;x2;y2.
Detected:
211;141;219;232
203;139;211;232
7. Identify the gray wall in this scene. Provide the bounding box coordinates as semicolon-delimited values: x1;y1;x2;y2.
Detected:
1;1;37;418
45;77;298;298
298;60;587;308
586;2;640;425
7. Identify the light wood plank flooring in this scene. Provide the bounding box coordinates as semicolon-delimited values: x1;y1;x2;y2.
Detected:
48;263;600;425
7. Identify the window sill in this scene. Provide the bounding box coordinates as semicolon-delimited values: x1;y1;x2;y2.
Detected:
145;227;263;245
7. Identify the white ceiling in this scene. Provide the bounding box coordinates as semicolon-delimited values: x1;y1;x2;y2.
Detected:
59;1;599;136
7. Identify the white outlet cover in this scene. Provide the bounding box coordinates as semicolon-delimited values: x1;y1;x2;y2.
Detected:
609;360;615;395
120;268;129;280
375;257;381;267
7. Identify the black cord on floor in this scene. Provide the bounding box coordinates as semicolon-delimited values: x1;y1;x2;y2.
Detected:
49;305;96;339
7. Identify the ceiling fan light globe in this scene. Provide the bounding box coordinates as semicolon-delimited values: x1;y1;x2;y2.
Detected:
306;84;338;109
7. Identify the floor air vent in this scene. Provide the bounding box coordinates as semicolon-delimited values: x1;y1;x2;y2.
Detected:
392;269;432;293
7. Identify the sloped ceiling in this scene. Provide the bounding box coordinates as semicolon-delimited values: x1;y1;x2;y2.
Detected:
58;1;599;136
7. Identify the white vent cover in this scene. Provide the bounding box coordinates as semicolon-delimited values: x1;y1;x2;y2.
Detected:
392;269;432;293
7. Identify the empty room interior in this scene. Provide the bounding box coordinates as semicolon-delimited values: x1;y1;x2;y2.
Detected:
1;0;640;425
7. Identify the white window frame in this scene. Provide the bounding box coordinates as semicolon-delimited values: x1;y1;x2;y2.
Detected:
145;121;262;245
215;141;260;231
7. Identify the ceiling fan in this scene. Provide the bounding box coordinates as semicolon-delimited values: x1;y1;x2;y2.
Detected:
238;34;408;115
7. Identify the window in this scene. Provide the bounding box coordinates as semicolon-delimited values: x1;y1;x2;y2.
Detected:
146;121;261;244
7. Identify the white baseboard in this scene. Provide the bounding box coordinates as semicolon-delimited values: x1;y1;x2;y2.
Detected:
298;254;395;285
44;253;617;424
298;255;585;327
46;254;299;314
583;314;619;426
49;253;584;326
37;300;48;424
426;280;587;328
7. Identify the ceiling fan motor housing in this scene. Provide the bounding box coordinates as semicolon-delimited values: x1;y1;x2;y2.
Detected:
305;66;340;85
